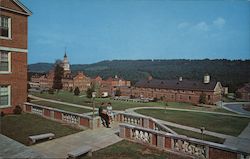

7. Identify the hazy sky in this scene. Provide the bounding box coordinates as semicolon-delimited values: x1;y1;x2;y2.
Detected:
22;0;250;64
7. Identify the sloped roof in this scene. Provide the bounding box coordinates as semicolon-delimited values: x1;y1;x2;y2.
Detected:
0;0;32;15
134;79;218;91
237;83;250;93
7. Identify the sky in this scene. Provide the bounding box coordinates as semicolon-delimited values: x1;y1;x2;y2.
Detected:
21;0;250;64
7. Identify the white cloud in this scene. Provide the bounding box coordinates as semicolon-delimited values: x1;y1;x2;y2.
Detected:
178;22;190;29
195;22;209;31
177;17;226;32
213;17;226;28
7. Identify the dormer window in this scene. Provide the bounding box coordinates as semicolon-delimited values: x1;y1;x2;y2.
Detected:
0;16;11;39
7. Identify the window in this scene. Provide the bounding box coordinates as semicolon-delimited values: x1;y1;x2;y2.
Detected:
0;51;11;72
189;96;191;100
0;85;10;107
0;16;11;38
208;95;211;100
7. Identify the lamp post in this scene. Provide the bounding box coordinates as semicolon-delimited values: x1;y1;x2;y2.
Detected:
92;92;96;118
200;127;205;140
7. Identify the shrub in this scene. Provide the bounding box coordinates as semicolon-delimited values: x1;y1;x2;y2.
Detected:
48;88;54;94
1;112;5;117
74;87;80;96
69;87;73;93
27;97;31;102
13;105;22;114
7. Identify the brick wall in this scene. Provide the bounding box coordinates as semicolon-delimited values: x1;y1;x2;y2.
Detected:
80;117;89;127
0;11;28;49
0;52;27;113
209;147;237;159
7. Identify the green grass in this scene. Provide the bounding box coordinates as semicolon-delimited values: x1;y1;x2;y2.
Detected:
31;92;233;113
167;126;225;144
136;109;250;136
82;140;191;159
30;100;91;114
0;113;82;145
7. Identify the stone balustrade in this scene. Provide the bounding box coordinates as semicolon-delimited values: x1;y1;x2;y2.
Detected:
24;102;99;129
119;123;250;159
113;112;177;134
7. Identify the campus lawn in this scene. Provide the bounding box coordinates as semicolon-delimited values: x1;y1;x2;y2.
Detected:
167;126;225;144
30;100;91;114
0;113;82;145
136;109;250;136
82;140;191;159
30;92;233;113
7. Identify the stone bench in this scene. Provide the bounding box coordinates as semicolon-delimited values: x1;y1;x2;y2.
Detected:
67;145;92;159
28;133;55;145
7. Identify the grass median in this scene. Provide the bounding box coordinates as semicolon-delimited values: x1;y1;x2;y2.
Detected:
136;109;250;136
0;113;82;145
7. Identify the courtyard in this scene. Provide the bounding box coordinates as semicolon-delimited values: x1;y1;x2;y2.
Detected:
0;113;82;145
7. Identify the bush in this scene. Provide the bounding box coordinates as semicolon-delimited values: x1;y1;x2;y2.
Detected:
13;105;22;114
27;97;31;102
74;87;80;96
69;87;73;93
1;112;5;117
48;88;54;94
152;97;158;102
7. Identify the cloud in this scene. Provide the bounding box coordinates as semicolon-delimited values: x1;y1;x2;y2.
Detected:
177;17;226;32
195;22;209;31
213;17;226;28
177;22;190;29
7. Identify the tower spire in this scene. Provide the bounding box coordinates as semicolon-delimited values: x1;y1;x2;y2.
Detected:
64;47;67;58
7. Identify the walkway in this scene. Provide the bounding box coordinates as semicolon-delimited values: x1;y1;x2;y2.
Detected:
31;122;122;158
0;134;47;159
126;108;234;139
28;94;95;110
126;106;250;118
223;102;250;116
224;123;250;153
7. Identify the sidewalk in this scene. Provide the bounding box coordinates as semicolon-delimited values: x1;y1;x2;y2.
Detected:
31;122;122;158
126;108;234;139
224;123;250;153
29;94;95;110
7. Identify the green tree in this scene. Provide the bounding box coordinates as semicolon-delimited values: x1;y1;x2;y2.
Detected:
52;61;64;92
86;87;95;98
74;87;80;96
199;93;206;104
115;89;121;96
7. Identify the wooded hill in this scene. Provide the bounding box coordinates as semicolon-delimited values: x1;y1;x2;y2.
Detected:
28;59;250;92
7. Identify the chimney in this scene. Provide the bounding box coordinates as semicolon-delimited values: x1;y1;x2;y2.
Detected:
179;77;183;82
204;74;210;84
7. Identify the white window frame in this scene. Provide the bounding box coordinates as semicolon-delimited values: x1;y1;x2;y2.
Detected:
0;85;11;108
0;51;11;74
0;16;12;40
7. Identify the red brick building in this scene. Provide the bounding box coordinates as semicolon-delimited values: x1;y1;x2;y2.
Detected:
0;0;31;113
132;75;223;105
236;83;250;101
100;75;131;97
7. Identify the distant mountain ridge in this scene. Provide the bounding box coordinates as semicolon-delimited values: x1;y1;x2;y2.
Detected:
28;59;250;92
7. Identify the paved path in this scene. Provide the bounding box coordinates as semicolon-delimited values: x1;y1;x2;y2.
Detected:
29;95;95;110
224;123;250;153
126;106;250;118
223;102;250;116
31;122;122;158
0;134;47;159
126;108;234;139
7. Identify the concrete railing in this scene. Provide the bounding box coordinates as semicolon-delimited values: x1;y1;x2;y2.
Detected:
119;123;250;159
24;102;100;129
113;112;177;134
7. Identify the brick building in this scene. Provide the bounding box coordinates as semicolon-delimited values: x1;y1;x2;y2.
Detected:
100;75;131;97
132;75;223;105
0;0;31;113
30;53;91;92
236;83;250;101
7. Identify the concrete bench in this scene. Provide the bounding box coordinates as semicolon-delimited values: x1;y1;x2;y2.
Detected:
67;145;92;159
28;133;55;145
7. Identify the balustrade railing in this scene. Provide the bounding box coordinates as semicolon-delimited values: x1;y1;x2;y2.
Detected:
119;123;249;159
